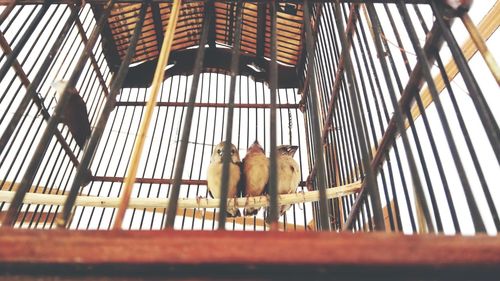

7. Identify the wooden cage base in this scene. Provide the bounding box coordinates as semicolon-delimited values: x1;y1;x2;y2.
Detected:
0;229;499;280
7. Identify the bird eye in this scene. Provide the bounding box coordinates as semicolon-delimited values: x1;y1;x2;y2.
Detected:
217;149;222;156
230;149;235;155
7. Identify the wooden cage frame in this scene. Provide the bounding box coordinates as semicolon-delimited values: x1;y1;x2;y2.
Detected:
1;0;500;279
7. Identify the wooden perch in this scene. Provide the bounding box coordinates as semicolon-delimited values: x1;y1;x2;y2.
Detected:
0;182;361;210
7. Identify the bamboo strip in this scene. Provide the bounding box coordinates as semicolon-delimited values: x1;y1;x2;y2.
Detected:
461;11;499;86
0;182;361;210
114;0;183;230
408;2;499;124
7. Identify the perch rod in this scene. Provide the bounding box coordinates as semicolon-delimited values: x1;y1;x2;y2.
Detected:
113;0;182;230
0;182;361;210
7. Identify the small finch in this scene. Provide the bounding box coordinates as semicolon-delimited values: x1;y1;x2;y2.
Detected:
268;145;300;218
242;140;269;216
207;141;242;217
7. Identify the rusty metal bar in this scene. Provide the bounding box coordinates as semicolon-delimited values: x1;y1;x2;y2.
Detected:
115;101;300;108
267;0;279;229
74;16;110;97
0;0;17;26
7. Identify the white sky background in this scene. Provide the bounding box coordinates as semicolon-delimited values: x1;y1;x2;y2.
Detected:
0;1;498;233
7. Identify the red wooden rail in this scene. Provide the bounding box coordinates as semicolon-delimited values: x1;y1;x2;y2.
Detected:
0;229;499;279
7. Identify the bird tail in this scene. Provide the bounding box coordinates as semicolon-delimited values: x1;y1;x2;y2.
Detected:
280;204;292;215
264;205;291;224
80;168;93;187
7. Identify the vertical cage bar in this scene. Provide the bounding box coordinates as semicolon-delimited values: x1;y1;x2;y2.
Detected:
113;0;182;230
303;0;330;231
434;52;500;231
332;0;385;231
218;0;243;230
345;3;434;232
165;0;212;229
267;0;279;229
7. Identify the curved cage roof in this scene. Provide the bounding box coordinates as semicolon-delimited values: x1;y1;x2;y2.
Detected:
98;1;304;78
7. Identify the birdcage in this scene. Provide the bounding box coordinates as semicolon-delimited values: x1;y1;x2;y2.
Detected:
0;0;499;279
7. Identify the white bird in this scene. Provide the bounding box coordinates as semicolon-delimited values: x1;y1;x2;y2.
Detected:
207;141;242;217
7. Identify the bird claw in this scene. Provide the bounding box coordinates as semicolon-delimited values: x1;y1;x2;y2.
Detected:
226;208;241;218
243;208;258;217
244;195;251;208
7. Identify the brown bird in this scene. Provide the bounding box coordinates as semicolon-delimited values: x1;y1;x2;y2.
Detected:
52;80;93;186
267;145;300;218
52;80;91;149
207;141;242;217
242;140;269;216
